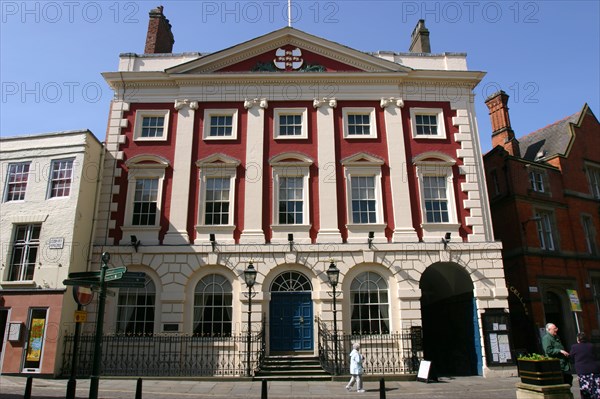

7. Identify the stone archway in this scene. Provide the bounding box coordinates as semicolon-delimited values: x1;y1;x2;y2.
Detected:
420;262;479;376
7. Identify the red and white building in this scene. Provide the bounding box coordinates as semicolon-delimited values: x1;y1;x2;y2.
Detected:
89;8;512;377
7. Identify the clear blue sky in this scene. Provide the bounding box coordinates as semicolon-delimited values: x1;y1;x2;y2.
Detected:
1;1;599;152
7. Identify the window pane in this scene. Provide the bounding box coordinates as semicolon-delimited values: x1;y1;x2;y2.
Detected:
350;272;389;335
49;159;74;198
415;113;438;136
204;178;230;225
8;224;41;281
423;176;449;223
141;116;165;138
116;280;156;335
5;162;30;201
132;178;159;226
351;176;377;224
277;177;303;224
194;275;233;336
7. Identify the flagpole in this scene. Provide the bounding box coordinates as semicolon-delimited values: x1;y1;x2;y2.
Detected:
288;0;292;27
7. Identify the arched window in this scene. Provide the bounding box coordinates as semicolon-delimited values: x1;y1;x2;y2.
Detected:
194;274;233;336
350;272;389;334
116;279;155;335
270;271;312;292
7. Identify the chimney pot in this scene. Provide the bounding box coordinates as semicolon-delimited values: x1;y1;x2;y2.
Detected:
144;5;174;54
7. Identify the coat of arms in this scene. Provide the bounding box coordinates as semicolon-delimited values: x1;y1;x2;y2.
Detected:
274;48;303;70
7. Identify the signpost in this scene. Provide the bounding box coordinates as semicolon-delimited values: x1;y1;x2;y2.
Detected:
62;253;147;399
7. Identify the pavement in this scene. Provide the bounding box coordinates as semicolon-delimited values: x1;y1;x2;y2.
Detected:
0;375;583;399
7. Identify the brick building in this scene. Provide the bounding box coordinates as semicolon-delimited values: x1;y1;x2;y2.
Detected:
484;91;600;353
80;7;512;378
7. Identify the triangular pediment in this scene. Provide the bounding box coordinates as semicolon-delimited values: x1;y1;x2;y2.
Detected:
196;153;241;167
167;27;411;74
341;152;385;166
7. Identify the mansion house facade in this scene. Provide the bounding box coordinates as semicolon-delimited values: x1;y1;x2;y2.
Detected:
87;8;512;377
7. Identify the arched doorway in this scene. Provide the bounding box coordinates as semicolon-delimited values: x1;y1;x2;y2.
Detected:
420;262;480;376
543;290;575;348
269;271;313;353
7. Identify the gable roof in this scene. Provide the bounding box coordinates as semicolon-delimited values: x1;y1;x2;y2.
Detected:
518;105;595;161
166;27;412;74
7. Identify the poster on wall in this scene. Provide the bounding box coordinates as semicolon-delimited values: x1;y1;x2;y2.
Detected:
26;318;45;362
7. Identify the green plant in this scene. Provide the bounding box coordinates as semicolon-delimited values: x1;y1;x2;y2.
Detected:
518;353;552;360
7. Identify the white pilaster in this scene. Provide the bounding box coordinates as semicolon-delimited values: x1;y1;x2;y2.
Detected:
381;97;419;242
240;98;268;244
314;98;342;243
164;99;198;245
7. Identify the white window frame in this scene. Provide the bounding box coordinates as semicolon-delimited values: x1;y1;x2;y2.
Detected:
4;162;30;202
273;108;308;139
529;170;545;193
582;214;598;255
535;210;557;251
203;109;239;140
270;153;312;243
585;163;600;199
342;153;386;243
121;155;169;246
410;107;446;139
414;152;460;242
46;158;74;199
342;107;377;139
115;278;157;335
195;154;240;245
133;110;170;141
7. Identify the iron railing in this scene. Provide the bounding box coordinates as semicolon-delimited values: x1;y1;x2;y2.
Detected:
317;317;421;375
61;329;265;377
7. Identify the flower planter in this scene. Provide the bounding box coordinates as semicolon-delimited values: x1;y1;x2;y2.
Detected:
517;359;563;386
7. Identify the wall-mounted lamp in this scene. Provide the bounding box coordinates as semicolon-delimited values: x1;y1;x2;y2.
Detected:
209;233;216;252
368;231;375;249
130;235;141;252
441;232;451;249
288;233;294;252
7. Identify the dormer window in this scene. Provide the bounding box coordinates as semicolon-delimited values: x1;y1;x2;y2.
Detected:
529;170;545;192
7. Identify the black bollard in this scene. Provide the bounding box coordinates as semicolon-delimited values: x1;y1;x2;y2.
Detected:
135;377;143;399
24;376;33;399
261;379;268;399
66;378;77;399
379;378;386;399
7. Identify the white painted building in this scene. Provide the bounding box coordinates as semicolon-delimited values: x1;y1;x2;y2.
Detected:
0;130;103;376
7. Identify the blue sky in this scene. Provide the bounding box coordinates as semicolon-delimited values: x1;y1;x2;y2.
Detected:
1;1;598;152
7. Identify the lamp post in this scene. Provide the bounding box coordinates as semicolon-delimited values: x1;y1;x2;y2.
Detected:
244;261;257;377
326;261;340;375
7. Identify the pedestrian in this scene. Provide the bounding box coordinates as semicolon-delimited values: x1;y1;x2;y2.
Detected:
542;323;573;386
570;332;600;399
346;343;365;393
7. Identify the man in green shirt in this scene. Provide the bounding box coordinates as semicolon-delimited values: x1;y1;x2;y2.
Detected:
542;322;573;386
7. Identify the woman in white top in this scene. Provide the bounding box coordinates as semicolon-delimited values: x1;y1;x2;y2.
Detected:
346;343;365;393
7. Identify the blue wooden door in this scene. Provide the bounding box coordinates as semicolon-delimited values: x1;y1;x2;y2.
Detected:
270;292;313;351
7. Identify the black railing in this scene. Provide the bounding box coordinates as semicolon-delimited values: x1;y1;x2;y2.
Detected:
61;330;265;377
317;318;421;375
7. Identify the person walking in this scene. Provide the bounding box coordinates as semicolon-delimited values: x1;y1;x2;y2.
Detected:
346;343;365;393
570;332;600;399
542;323;573;386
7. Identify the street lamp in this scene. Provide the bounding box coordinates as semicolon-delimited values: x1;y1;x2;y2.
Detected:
326;260;340;375
244;261;257;377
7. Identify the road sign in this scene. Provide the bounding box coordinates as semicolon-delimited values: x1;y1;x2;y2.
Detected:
64;278;101;286
105;267;127;276
104;272;124;282
73;286;94;306
74;310;87;323
69;271;101;278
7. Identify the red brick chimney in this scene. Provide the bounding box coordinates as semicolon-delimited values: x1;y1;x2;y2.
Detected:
144;6;174;54
485;90;520;157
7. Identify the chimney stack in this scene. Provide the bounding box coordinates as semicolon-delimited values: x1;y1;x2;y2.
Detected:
409;19;431;53
485;90;520;157
144;6;174;54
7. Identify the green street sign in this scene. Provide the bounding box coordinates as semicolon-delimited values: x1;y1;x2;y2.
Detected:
105;267;127;275
64;278;99;286
104;272;124;282
69;271;101;278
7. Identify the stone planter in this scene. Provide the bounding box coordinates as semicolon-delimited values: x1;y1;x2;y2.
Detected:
517;359;563;386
